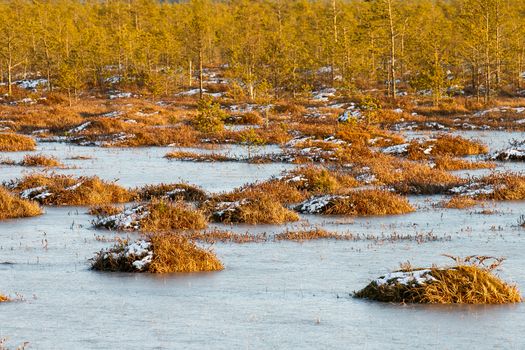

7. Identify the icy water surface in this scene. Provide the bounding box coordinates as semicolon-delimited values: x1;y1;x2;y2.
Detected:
1;136;525;349
0;142;290;191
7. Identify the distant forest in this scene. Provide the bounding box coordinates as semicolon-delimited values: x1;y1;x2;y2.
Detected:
1;0;524;102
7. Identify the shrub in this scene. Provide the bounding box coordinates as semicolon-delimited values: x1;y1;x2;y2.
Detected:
192;96;227;133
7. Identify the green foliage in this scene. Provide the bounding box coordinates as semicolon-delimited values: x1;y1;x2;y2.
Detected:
0;0;524;99
193;96;227;133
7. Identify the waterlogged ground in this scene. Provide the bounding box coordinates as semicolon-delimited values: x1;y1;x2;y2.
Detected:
1;135;525;349
0;142;290;190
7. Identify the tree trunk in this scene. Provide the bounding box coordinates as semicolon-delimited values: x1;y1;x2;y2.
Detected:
198;48;203;98
387;0;396;98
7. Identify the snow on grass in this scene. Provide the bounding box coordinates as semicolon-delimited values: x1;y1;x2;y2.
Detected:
374;269;436;287
93;205;149;231
295;195;343;214
68;122;92;134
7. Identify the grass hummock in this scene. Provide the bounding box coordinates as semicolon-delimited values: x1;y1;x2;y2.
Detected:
355;256;522;304
93;199;208;232
5;174;134;206
0;133;36;151
91;234;223;273
296;190;414;216
0;186;42;220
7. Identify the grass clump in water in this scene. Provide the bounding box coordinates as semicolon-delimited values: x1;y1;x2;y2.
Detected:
141;199;208;231
355;256;522;304
433;156;495;171
19;154;63;167
0;133;36;151
296;190;414;216
0;186;42;220
442;196;478;209
137;183;207;202
210;194;299;224
7;174;134;205
91;234;223;273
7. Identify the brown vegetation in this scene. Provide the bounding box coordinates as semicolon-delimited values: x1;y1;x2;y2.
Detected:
137;183;207;202
433;156;495;171
442;196;478;209
141;199;208;232
0;133;36;151
210;194;299;224
91;234;223;273
19;154;63;167
323;190;414;216
0;186;41;220
355;256;521;304
7;174;134;205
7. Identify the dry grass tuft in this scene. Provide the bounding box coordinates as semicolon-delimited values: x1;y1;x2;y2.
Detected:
288;165;358;194
0;186;41;220
433;156;495;171
408;135;488;160
315;190;414;216
478;173;525;201
165;151;234;162
91;234;223;273
141;199;208;231
0;133;36;151
148;234;223;273
19;154;63;167
137;183;207;202
275;228;351;241
88;204;123;216
210;194;299;224
442;196;478;209
8;173;134;205
355;256;521;304
184;229;268;244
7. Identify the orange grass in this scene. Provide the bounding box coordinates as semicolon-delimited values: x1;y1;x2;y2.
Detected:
0;186;42;220
0;133;36;151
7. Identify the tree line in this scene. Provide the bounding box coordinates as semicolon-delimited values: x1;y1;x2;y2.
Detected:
1;0;524;103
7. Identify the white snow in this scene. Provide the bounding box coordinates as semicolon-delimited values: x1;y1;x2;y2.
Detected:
312;88;336;101
296;195;344;214
374;269;436;287
94;205;149;231
20;186;48;199
68;122;92;134
382;143;409;155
